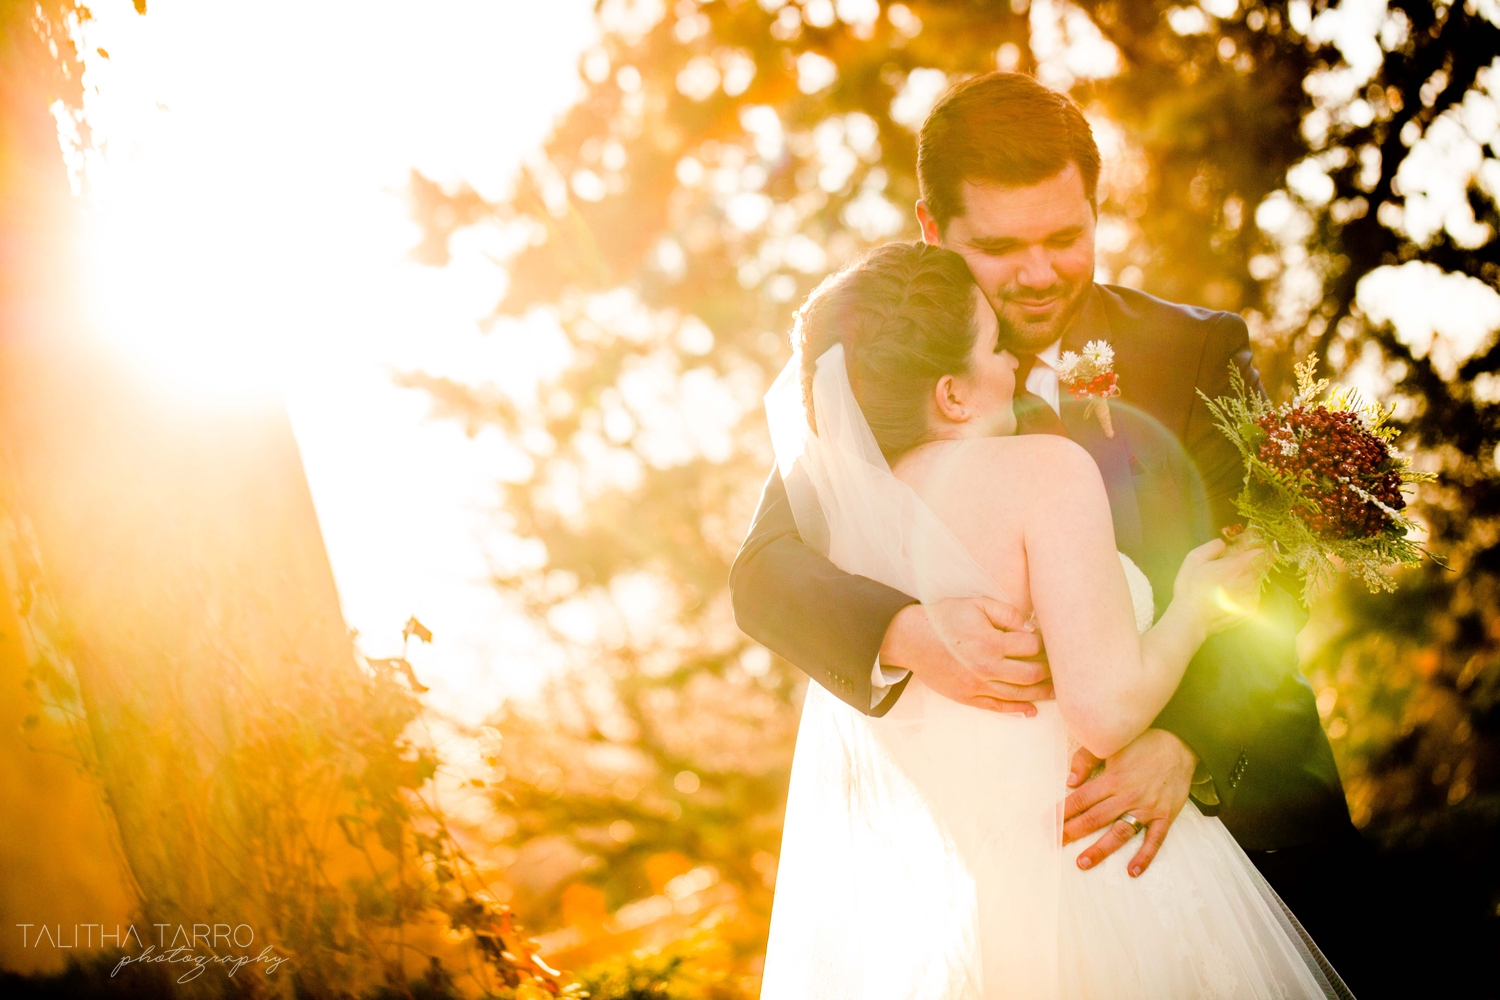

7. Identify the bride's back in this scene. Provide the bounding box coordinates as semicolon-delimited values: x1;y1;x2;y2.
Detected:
891;433;1091;617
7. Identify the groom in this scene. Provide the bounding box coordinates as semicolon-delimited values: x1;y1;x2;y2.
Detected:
732;72;1371;985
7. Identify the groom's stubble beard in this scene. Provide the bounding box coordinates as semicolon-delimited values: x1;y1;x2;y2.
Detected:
989;275;1090;355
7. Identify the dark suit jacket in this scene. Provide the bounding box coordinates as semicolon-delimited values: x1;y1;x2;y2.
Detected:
730;283;1351;851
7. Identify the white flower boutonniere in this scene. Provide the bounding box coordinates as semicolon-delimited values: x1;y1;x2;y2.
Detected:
1056;340;1121;438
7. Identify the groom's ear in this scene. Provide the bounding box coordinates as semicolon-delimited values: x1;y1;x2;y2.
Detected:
915;201;943;247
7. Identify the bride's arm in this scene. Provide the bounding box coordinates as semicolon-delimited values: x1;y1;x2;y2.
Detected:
1019;438;1261;759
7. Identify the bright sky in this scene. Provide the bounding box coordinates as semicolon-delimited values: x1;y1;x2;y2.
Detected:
73;0;596;724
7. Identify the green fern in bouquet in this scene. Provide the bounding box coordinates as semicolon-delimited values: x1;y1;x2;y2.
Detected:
1200;357;1436;603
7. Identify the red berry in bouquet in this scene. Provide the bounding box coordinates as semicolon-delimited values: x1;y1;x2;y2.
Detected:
1202;357;1433;602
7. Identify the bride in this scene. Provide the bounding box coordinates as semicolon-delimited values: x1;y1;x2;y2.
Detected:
758;241;1349;999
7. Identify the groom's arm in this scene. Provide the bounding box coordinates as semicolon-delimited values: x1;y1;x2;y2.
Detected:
731;468;1051;717
1186;313;1262;531
730;468;918;715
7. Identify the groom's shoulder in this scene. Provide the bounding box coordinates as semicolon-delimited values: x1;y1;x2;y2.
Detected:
1094;283;1248;354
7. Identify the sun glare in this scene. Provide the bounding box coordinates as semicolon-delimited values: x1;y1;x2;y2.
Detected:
62;0;596;720
80;194;286;402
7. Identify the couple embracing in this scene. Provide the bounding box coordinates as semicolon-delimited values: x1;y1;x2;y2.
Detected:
731;73;1371;998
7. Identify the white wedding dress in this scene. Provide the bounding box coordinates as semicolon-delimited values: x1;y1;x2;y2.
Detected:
758;347;1345;999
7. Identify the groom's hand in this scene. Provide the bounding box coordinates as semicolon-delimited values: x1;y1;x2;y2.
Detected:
1062;729;1196;877
879;598;1051;715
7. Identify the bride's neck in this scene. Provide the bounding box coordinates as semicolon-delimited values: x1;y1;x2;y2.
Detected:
924;413;1013;444
892;409;1016;476
893;430;977;476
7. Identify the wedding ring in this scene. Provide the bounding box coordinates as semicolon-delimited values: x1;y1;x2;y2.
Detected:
1119;813;1146;836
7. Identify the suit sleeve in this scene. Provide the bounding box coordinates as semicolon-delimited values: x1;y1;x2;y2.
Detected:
730;467;917;716
1186;312;1263;528
1150;312;1306;813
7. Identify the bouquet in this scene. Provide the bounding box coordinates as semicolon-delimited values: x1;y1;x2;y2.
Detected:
1201;357;1435;603
1057;340;1121;437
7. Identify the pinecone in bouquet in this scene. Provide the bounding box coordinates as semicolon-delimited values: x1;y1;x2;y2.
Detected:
1200;357;1435;603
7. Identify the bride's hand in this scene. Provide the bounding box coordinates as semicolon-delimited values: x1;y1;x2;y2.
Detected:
1171;538;1271;635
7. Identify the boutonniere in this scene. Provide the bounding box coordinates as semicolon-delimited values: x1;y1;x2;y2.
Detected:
1057;340;1121;438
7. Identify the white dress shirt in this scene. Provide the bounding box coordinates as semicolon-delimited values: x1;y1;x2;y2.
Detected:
868;337;1066;708
1025;337;1065;416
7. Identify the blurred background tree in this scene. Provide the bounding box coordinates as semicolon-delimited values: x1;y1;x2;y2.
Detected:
402;0;1500;994
2;5;582;999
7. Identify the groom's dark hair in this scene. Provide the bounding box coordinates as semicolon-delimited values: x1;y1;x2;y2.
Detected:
794;241;980;463
918;72;1100;231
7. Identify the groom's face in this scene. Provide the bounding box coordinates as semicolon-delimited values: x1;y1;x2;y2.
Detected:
922;163;1096;354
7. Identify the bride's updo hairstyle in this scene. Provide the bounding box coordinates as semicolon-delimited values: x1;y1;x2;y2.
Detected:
793;240;980;462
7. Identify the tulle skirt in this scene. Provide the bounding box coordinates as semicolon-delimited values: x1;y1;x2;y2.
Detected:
760;680;1345;999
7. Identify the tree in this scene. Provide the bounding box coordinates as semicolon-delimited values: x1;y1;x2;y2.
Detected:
407;0;1500;991
2;6;574;998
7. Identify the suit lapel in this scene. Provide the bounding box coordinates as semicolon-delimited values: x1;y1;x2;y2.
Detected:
1062;397;1145;555
1014;390;1067;436
1058;288;1145;556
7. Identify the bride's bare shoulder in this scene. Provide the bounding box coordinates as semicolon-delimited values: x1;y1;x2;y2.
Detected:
902;436;1104;518
958;435;1101;488
954;438;1112;539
